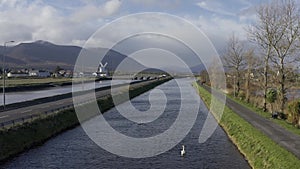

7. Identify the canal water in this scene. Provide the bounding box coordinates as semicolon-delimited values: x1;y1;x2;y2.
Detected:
1;79;250;169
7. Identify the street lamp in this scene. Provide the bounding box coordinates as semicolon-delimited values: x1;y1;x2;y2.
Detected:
3;40;14;110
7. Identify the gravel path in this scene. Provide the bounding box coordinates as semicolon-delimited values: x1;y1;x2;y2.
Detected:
201;84;300;159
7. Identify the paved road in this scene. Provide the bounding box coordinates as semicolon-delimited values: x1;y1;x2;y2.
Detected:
201;84;300;159
0;80;135;111
0;80;158;126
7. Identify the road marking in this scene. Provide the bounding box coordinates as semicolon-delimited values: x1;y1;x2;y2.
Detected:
0;115;8;119
21;109;32;114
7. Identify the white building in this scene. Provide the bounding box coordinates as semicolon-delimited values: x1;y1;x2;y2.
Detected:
7;72;29;78
29;70;50;77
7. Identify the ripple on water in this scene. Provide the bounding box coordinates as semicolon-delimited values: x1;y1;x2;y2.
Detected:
1;79;250;169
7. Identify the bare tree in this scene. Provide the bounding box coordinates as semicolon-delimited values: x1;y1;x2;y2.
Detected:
270;0;300;112
223;34;246;97
244;49;260;103
248;0;300;112
208;57;225;90
247;1;287;111
199;70;209;85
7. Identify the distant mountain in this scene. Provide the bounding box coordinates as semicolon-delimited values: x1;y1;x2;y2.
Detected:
84;47;145;72
160;64;205;74
0;40;144;72
190;64;205;73
0;40;205;74
3;41;81;69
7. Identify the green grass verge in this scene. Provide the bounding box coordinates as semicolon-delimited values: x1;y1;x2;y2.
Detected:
194;83;300;169
0;109;78;161
0;78;172;162
1;77;102;87
227;95;300;136
1;78;72;87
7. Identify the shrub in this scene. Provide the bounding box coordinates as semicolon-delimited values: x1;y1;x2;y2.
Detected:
278;112;287;120
267;88;277;113
250;96;263;109
266;88;277;103
287;100;300;125
226;83;233;89
238;91;246;100
228;89;235;97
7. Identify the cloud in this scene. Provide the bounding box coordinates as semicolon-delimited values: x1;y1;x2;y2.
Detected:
0;22;32;41
186;15;248;51
79;13;224;69
129;0;180;8
72;0;122;22
0;0;122;46
0;0;259;51
196;1;235;16
104;0;122;15
196;0;252;16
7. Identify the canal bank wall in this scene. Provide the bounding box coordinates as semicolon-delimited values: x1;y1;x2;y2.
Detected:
0;78;171;162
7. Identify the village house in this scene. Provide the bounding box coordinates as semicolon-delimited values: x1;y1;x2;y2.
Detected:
29;70;51;77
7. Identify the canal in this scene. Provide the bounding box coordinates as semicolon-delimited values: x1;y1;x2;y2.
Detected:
2;79;250;169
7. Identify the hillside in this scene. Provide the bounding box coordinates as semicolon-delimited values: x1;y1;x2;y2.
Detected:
0;40;204;74
0;40;144;72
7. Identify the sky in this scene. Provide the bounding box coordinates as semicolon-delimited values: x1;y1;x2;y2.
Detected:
0;0;269;70
0;0;265;47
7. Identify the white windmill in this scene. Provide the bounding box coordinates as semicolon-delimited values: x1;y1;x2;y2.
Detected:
97;62;108;77
98;62;107;73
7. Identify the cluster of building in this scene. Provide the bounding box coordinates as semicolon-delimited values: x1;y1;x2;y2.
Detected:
4;62;109;78
6;69;72;78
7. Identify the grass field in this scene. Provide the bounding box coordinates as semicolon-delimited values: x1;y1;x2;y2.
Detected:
0;77;102;87
194;83;300;169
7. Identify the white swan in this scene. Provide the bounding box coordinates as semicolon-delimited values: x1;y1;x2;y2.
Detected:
181;145;185;156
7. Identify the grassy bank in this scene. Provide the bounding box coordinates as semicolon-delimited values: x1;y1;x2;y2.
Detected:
194;83;300;169
0;78;171;162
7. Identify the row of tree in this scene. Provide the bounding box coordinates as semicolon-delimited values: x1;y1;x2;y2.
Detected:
222;0;300;113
